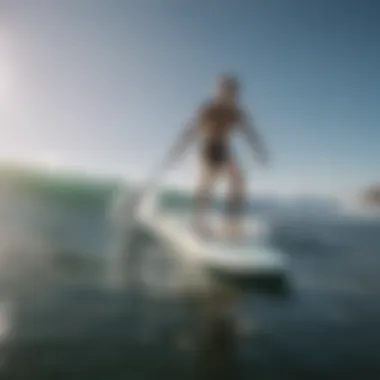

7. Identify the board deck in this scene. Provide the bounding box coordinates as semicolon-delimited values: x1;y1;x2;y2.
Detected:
136;193;287;277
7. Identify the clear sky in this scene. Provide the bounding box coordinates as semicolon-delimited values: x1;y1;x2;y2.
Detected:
1;0;379;197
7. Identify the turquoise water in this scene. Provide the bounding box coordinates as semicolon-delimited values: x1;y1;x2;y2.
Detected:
0;166;380;379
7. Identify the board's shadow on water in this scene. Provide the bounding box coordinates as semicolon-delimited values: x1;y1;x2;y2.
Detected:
207;270;292;298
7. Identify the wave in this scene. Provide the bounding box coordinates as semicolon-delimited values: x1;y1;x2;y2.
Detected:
0;166;379;283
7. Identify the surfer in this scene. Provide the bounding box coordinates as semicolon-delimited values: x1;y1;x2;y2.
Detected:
164;74;269;238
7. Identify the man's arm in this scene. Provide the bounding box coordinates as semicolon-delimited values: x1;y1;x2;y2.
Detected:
239;109;269;165
163;119;199;165
161;101;206;168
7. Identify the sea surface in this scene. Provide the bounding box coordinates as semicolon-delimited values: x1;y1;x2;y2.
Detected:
0;171;379;380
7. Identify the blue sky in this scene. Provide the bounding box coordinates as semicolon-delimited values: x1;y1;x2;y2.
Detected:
1;0;379;197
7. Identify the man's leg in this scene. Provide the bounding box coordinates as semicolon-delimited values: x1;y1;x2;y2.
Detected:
193;160;218;235
224;161;245;238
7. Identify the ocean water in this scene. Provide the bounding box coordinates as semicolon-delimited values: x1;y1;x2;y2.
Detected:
0;171;379;379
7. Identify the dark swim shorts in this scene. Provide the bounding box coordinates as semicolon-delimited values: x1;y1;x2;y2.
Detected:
202;140;230;167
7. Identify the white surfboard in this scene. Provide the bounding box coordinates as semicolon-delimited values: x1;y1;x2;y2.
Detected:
136;191;288;280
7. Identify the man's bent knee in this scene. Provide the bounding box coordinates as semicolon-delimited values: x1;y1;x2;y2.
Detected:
226;193;245;217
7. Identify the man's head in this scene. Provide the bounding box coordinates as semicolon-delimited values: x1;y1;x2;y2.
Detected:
213;74;240;103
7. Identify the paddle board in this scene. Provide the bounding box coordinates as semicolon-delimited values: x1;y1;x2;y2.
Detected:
136;191;288;285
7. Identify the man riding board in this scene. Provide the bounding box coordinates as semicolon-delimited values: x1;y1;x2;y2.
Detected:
164;74;269;238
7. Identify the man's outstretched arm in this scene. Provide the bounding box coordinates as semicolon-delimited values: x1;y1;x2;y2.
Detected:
163;119;199;166
239;110;269;165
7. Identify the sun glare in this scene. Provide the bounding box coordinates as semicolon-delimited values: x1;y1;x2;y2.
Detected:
0;30;13;100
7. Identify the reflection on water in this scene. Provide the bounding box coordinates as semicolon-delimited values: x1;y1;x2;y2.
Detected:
0;181;379;379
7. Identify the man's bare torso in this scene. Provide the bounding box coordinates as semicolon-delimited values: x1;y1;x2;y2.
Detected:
197;100;243;143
